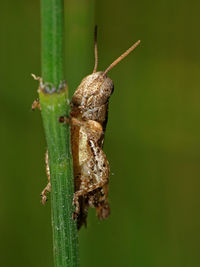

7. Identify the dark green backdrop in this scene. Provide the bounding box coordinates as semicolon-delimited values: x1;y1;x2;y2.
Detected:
1;1;200;266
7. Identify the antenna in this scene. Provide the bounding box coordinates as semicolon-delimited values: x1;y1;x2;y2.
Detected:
93;25;98;73
103;40;141;76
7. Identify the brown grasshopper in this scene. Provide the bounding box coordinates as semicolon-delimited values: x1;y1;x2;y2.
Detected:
39;27;140;229
69;27;140;228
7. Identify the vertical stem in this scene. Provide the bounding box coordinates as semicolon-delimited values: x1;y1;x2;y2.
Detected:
41;0;63;87
40;0;79;266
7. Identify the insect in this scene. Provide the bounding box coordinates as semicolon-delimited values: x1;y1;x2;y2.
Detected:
39;26;140;229
69;27;140;228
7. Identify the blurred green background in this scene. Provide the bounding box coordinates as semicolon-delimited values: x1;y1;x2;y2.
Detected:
1;0;200;266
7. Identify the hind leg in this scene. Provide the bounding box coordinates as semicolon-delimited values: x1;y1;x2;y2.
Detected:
73;172;109;219
41;150;51;204
72;119;110;220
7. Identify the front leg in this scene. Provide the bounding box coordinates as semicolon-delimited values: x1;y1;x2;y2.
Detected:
32;98;41;111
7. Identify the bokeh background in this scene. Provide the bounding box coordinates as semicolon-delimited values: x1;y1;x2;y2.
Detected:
1;1;200;266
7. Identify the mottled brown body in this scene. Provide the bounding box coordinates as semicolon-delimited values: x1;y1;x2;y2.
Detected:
70;72;114;228
38;26;140;229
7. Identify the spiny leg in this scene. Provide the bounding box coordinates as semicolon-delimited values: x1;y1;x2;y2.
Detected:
73;175;108;219
41;150;51;204
38;103;67;203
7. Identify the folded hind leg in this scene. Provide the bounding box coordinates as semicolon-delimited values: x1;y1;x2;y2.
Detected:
41;150;51;204
73;171;109;219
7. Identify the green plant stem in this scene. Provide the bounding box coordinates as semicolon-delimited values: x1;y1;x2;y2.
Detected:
40;0;79;266
41;0;64;87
